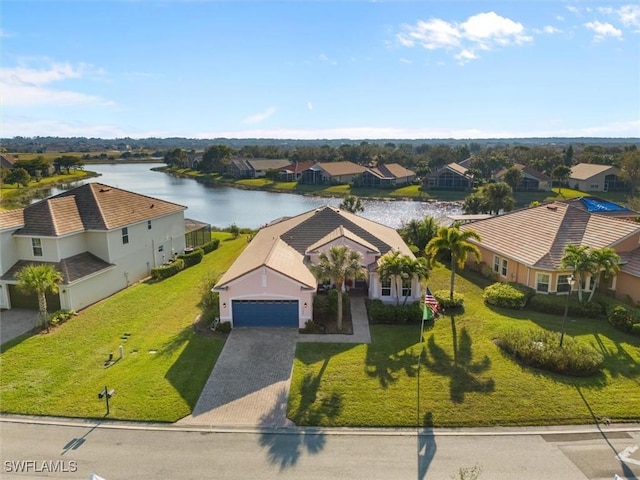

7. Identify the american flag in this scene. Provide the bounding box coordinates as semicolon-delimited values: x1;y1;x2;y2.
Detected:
424;287;439;314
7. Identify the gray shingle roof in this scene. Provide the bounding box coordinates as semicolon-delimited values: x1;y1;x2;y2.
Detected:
1;252;114;284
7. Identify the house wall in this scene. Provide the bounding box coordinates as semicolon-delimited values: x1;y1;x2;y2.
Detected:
614;272;640;304
614;233;640;252
307;238;379;270
368;271;422;304
60;267;120;311
322;172;360;184
15;235;59;263
0;229;20;277
57;233;89;260
572;171;610;192
217;266;313;328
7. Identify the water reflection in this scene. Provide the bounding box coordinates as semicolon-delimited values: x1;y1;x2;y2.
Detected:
44;163;462;229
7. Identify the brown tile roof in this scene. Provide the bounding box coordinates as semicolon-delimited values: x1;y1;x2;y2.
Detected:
280;161;315;174
16;183;186;236
305;225;380;255
495;164;552;182
216;205;412;288
0;209;25;231
0;154;17;168
570;163;619;181
460;202;640;270
317;161;367;177
431;162;472;178
184;218;210;234
369;163;415;179
247;159;292;171
620;247;640;278
1;252;114;284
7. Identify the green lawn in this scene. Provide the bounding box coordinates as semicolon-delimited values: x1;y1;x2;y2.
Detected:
0;233;247;422
288;267;640;427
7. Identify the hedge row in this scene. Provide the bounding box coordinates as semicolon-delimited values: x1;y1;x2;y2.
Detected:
433;290;465;310
606;304;640;336
177;248;204;267
202;238;220;254
526;293;606;319
367;299;422;324
151;259;185;280
483;282;536;309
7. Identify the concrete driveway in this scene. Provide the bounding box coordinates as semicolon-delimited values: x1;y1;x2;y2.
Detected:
179;328;299;428
0;309;38;345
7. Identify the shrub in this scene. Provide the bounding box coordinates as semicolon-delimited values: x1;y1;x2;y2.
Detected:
479;262;499;282
177;248;204;267
151;259;185;280
483;282;534;310
366;299;422;324
496;327;604;376
49;309;75;326
632;323;640;336
527;294;605;319
216;321;232;333
606;305;640;333
300;320;325;334
434;290;464;309
201;238;220;254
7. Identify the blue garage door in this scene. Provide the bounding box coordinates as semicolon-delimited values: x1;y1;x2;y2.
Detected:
232;300;299;327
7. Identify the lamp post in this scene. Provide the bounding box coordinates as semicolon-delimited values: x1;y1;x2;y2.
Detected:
559;275;575;347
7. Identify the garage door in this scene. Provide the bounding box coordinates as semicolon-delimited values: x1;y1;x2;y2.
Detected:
232;300;299;327
8;285;61;311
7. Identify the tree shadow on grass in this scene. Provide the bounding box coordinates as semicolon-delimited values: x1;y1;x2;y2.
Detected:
422;315;495;403
259;388;327;470
365;325;424;388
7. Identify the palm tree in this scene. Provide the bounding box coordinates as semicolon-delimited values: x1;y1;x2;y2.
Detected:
398;216;438;253
310;246;364;331
425;226;481;300
402;256;430;305
552;165;572;197
339;195;364;214
482;182;515;215
16;264;64;333
560;244;593;302
587;247;621;302
378;251;408;305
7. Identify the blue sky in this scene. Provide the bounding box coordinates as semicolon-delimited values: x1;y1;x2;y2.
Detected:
1;1;639;139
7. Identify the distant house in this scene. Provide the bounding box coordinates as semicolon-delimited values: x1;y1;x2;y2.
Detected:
494;164;552;191
569;163;626;192
214;206;420;328
0;183;187;312
279;161;315;182
0;154;17;170
299;161;367;185
184;218;212;249
424;162;474;190
460;201;640;304
355;163;416;188
229;158;292;179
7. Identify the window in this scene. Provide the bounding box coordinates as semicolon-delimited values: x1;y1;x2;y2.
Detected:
401;278;412;298
122;227;129;245
590;183;599;190
536;273;550;293
493;256;500;274
381;278;391;296
147;220;152;230
158;245;164;252
32;238;43;257
557;274;571;293
493;256;508;277
501;259;508;277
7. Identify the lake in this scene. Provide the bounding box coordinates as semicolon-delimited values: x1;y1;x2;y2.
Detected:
44;163;462;229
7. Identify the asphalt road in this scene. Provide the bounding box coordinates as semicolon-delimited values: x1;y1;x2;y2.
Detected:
1;418;639;479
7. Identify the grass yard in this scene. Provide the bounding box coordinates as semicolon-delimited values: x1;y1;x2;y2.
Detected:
0;233;247;422
288;267;640;428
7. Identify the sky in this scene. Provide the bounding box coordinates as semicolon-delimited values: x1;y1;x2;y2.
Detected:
1;0;639;140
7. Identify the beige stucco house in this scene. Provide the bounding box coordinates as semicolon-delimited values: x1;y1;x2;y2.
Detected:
214;206;420;327
569;163;626;192
0;183;187;312
460;201;640;304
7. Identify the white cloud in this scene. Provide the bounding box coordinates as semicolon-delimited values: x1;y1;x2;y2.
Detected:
243;106;277;124
0;117;170;139
318;53;337;65
397;12;531;64
0;61;112;107
618;4;640;29
307;101;313;110
584;21;623;40
533;25;562;34
399;57;412;64
566;6;580;15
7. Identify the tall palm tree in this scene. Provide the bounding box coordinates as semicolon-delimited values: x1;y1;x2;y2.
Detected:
398;216;439;254
425;226;481;300
338;195;364;214
378;251;408;305
560;244;593;302
16;264;64;333
402;256;430;305
587;247;621;302
310;246;364;331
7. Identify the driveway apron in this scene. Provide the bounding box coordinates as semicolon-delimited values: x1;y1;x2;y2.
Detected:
0;309;38;345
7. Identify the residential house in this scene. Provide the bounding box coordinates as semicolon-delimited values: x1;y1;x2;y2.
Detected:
279;161;315;182
299;161;367;185
355;163;416;188
424;162;474;190
0;154;17;170
459;201;640;304
184;218;212;249
494;164;552;191
214;205;420;327
0;183;187;312
569;163;627;192
561;197;639;221
229;158;291;179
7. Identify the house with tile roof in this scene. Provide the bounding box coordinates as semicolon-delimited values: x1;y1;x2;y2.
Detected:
0;183;187;312
0;154;18;170
278;161;315;182
299;161;367;185
229;158;292;179
569;163;627;192
355;163;416;188
424;162;474;190
214;205;420;327
459;201;640;304
494;164;552;191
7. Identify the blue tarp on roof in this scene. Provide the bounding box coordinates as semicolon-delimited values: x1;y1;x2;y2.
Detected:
582;197;629;212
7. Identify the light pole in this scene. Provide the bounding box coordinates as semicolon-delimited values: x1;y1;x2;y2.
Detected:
559;275;575;347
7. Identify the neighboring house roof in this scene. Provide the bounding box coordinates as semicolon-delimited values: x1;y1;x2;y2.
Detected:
230;158;252;171
184;218;210;234
460;201;640;271
216;205;412;288
562;197;638;219
0;209;25;232
280;161;315;174
316;161;367;177
430;162;473;178
1;252;114;284
15;183;186;236
367;163;415;180
0;154;17;169
247;159;291;171
570;163;619;180
495;164;552;182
